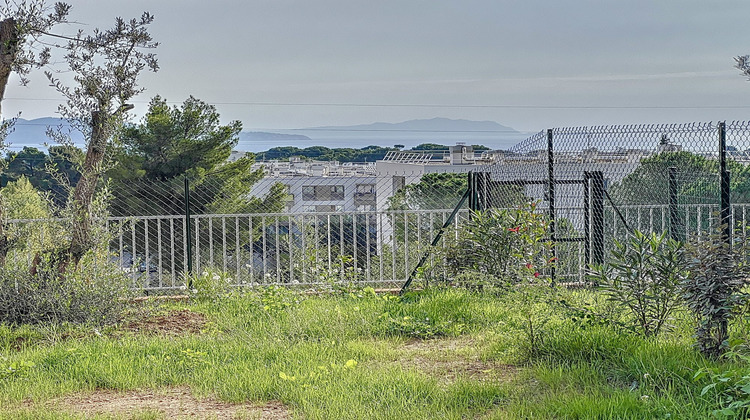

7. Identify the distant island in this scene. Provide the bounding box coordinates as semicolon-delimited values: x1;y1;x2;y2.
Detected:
240;131;312;142
4;117;528;153
260;117;526;152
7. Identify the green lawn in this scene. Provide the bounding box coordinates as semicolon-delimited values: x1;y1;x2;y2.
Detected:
0;286;738;419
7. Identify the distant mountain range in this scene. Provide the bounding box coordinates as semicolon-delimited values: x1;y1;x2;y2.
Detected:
250;118;527;151
5;117;84;149
5;117;529;152
308;117;517;133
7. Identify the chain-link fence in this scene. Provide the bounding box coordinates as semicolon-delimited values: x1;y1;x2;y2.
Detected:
478;121;750;283
7;124;750;291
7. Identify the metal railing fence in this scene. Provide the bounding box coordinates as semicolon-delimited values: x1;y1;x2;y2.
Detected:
9;202;750;290
5;208;471;291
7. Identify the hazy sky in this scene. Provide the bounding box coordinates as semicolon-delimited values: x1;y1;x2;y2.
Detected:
4;0;750;133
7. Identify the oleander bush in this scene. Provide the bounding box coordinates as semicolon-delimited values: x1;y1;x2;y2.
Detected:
440;202;554;290
587;230;687;338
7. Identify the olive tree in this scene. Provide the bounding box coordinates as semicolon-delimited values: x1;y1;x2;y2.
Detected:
45;12;158;270
0;0;70;114
737;55;750;80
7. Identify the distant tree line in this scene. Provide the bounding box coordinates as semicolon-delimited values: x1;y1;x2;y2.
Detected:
1;145;82;208
255;143;490;162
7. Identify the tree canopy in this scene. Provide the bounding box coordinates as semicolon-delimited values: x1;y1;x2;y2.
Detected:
108;96;284;216
2;145;81;206
388;172;529;211
0;0;70;115
256;145;398;162
610;151;750;205
254;143;493;163
388;173;468;211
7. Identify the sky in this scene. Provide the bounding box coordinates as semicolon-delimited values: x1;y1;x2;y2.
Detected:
4;0;750;134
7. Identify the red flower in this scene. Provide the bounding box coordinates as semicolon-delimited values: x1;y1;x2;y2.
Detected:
525;263;533;269
508;227;520;233
534;272;541;278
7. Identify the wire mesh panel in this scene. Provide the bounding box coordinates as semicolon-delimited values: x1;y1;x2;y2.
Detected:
479;122;731;283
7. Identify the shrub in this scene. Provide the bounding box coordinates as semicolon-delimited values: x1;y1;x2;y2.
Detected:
0;177;61;256
258;285;302;314
682;227;750;358
0;252;132;325
299;253;363;293
452;270;505;293
441;202;554;288
587;230;686;338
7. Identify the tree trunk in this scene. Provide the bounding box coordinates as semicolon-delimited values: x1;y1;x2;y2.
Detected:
66;110;107;269
0;18;18;266
0;17;18;115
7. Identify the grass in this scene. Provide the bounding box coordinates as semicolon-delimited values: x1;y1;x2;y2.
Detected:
0;285;743;419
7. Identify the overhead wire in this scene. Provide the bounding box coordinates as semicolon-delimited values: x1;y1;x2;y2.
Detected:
5;97;750;110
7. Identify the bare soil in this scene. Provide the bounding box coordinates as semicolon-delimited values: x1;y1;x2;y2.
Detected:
405;356;518;383
124;309;208;336
394;337;518;384
56;387;291;419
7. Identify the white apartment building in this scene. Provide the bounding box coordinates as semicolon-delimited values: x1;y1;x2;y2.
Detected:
248;145;500;214
249;157;378;213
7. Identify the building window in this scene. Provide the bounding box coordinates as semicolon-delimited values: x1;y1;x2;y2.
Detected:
329;185;344;200
393;176;405;192
355;184;376;206
355;184;375;194
302;186;315;201
302;185;345;201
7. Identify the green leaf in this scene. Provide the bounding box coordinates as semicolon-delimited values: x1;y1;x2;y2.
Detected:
701;383;717;396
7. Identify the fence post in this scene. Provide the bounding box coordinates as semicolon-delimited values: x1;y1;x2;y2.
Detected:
590;171;605;267
547;129;556;284
184;176;193;281
583;171;591;267
719;121;731;245
468;171;476;211
477;171;490;211
668;167;679;242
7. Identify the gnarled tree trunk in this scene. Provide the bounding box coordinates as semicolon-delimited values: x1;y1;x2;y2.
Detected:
0;17;18;116
65;109;107;269
0;18;18;266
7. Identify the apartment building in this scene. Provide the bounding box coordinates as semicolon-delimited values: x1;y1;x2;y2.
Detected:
249;157;377;213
